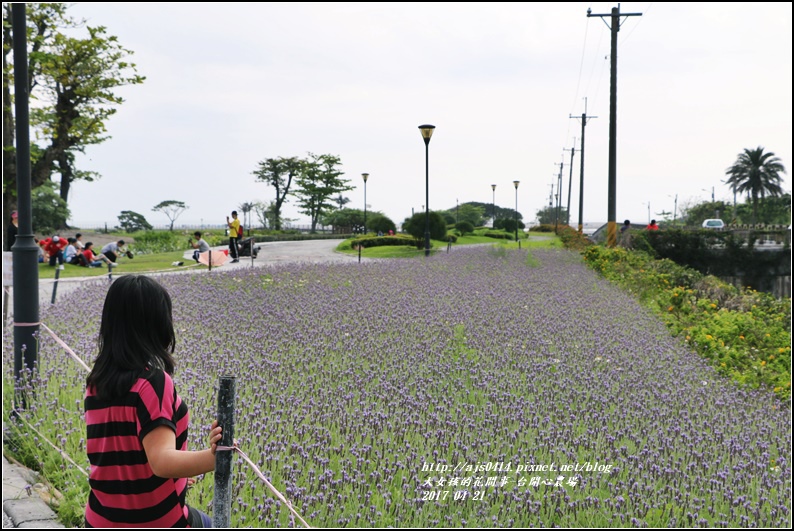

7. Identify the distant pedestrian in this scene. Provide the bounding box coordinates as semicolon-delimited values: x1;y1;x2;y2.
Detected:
646;219;659;231
618;219;632;248
226;211;240;263
6;210;18;250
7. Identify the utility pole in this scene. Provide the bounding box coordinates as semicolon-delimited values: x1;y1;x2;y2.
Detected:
555;160;564;232
587;5;642;247
570;98;597;234
566;140;578;226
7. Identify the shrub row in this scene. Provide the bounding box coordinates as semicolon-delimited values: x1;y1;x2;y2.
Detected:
581;245;791;400
349;234;417;249
482;231;511;240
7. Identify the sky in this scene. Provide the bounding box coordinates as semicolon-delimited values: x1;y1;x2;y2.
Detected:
56;2;792;230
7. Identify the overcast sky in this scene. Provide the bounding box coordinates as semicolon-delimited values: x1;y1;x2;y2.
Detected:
61;2;792;230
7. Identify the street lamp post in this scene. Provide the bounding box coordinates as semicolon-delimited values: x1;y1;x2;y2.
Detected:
702;186;716;218
513;180;520;247
362;173;369;234
491;184;496;228
419;125;435;257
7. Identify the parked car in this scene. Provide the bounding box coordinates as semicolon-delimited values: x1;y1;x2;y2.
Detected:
702;219;725;230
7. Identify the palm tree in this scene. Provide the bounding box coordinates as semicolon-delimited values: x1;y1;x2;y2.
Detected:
724;147;786;225
238;202;255;236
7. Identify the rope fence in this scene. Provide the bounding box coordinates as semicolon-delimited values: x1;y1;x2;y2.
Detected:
6;320;311;527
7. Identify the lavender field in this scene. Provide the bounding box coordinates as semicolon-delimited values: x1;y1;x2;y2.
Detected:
5;246;791;527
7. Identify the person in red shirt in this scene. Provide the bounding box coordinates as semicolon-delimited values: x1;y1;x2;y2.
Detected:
646;219;659;231
39;235;68;267
78;242;115;268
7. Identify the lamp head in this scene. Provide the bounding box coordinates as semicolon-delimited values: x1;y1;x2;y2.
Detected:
418;124;435;145
491;184;496;191
362;173;369;183
513;180;520;189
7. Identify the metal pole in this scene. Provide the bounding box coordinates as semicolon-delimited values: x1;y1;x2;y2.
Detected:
424;140;430;257
567;145;575;226
513;181;520;247
491;185;496;228
419;125;434;256
11;3;40;410
578;113;586;233
555;162;563;232
213;376;236;528
51;267;60;305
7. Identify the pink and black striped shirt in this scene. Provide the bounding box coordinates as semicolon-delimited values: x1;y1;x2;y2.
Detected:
85;369;191;527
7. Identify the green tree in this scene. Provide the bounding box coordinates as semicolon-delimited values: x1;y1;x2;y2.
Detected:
252;156;302;230
322;208;365;233
724;147;787;225
3;3;144;241
402;211;447;249
237;201;255;236
117;210;152;233
445;203;485;227
332;194;350;209
367;213;396;235
500;217;525;236
31;181;70;234
455;220;474;235
467;201;517;224
294;153;352;232
152;200;188;231
735;193;791;226
682;200;732;227
535;206;568;225
253;200;276;230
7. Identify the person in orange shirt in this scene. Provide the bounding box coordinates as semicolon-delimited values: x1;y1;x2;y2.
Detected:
646;219;659;231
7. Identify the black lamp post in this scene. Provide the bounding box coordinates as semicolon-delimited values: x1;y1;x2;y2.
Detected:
513;180;520;245
419;124;435;257
491;184;496;227
362;173;369;234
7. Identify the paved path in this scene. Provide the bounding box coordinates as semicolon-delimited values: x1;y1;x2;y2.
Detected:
3;239;359;528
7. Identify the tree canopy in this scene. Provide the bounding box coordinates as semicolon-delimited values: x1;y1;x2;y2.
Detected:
294;153;352;232
3;3;144;243
402;211;448;248
252;156;302;230
724;147;787;224
117;210;152;233
152;200;188;231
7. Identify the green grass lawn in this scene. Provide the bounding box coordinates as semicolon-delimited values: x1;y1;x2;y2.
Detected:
336;232;563;258
37;251;193;279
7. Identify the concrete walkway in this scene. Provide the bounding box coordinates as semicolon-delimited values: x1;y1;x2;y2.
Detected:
2;455;63;528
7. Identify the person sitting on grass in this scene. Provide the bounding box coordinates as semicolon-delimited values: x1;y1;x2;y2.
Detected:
79;242;116;268
64;237;79;265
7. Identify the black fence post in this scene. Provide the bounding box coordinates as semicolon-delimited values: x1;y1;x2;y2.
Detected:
51;267;60;304
213;376;235;528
